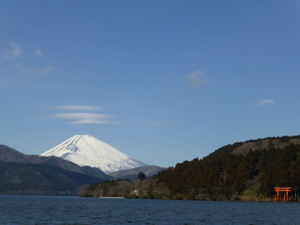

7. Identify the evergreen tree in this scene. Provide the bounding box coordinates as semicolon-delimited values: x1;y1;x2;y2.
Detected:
138;171;146;181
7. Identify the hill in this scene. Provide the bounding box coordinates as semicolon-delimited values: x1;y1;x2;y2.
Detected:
156;135;300;200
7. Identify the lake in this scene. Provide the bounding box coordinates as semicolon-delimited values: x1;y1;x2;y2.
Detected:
0;195;299;225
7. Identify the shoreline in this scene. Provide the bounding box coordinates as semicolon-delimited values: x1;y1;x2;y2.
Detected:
99;197;125;199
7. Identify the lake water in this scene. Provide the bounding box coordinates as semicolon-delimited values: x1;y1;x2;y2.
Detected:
0;195;299;225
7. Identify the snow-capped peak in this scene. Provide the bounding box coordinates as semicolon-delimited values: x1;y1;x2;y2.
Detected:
41;134;146;174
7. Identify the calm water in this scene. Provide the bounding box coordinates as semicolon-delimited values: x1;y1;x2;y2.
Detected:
0;195;299;225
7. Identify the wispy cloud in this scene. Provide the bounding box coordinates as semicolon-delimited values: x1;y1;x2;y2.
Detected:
51;105;102;111
256;99;275;106
35;49;43;57
3;42;23;59
15;64;54;76
50;113;115;125
40;66;54;75
185;70;211;88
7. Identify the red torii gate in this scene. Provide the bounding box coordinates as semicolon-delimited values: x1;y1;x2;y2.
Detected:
274;187;291;202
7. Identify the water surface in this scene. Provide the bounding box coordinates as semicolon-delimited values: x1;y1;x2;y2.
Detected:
0;195;299;224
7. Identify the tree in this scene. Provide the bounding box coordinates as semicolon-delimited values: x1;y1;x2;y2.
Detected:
138;171;146;181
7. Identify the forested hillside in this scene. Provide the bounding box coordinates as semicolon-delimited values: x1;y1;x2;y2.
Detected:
156;135;300;200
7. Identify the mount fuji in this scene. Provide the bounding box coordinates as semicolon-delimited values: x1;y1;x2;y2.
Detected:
41;135;146;174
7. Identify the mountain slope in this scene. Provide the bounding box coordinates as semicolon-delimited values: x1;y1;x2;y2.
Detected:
41;135;146;173
0;161;103;195
0;145;108;195
0;145;110;180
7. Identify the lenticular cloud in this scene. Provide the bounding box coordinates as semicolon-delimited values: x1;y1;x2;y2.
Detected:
256;99;275;106
48;105;115;125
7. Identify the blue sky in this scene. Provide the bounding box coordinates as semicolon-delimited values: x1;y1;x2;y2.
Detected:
1;0;299;167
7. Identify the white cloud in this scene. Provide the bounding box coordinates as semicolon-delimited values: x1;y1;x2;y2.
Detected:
40;66;54;75
50;113;115;125
51;105;102;111
35;49;43;57
15;64;36;75
256;99;275;106
185;70;211;88
15;64;54;76
3;42;23;59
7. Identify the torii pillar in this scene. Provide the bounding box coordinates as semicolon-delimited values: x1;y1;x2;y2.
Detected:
274;187;291;202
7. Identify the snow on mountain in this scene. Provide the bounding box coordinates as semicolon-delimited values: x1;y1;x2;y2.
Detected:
41;135;146;174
